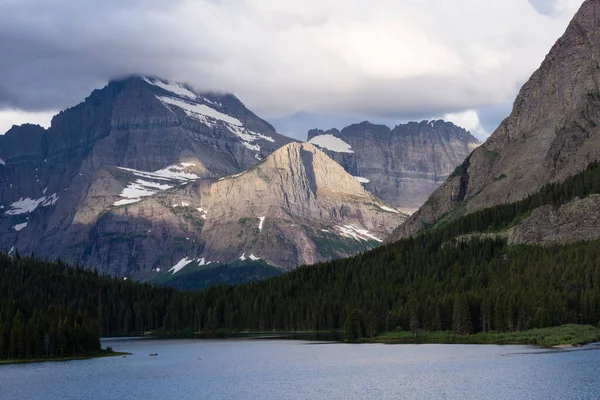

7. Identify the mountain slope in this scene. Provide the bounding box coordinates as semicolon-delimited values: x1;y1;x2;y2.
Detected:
0;76;295;274
198;142;406;270
390;0;600;242
308;120;479;214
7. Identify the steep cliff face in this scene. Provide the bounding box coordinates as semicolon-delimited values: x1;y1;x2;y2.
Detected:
307;120;479;214
0;76;295;273
0;77;402;275
390;0;600;242
199;143;406;269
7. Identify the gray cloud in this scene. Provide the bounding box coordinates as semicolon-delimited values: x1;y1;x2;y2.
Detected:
0;0;585;139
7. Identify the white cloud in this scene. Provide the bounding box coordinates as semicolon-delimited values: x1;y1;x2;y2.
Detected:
0;0;586;138
443;110;489;141
0;109;55;135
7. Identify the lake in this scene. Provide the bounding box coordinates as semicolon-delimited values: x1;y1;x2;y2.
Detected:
2;338;600;399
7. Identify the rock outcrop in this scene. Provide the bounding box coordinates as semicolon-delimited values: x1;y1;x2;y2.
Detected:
390;0;600;242
308;120;479;214
509;195;600;245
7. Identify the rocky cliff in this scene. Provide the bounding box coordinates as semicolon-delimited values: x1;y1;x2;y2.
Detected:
199;143;406;270
0;76;295;274
390;0;600;242
307;120;479;214
0;77;403;276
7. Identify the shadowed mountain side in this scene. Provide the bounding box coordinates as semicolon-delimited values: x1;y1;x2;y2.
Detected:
390;0;600;243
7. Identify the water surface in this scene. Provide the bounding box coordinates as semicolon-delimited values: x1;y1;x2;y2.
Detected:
2;338;599;399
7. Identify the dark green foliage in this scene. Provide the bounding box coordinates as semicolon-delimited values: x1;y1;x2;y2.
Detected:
2;161;600;350
155;263;283;291
435;161;600;233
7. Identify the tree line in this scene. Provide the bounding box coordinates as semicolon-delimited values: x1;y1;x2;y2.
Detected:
2;160;600;354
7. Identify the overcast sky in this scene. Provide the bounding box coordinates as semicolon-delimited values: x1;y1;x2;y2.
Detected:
0;0;585;141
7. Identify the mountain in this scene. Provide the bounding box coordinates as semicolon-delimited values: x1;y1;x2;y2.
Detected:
0;75;295;275
0;78;403;277
307;120;480;214
197;142;406;270
390;0;600;243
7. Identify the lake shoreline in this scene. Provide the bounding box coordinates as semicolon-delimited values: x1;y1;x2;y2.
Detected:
368;324;600;347
98;324;600;348
0;349;131;366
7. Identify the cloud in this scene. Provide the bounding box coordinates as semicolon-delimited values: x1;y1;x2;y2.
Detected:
443;110;489;141
0;109;55;135
0;0;585;139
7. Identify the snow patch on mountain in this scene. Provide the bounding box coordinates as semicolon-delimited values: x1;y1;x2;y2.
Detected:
157;96;243;126
5;194;59;215
114;164;202;206
169;257;194;274
143;77;197;100
378;205;400;214
308;134;354;153
0;158;5;166
258;216;265;232
13;222;28;231
354;176;370;183
335;224;382;243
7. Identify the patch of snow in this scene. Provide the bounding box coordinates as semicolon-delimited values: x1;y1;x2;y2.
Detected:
13;222;28;231
201;97;222;107
114;164;203;206
153;165;201;181
241;141;260;152
123;277;128;281
308;134;354;153
255;154;262;161
119;181;172;200
142;77;197;100
42;193;59;207
378;205;400;214
172;201;190;208
354;176;370;184
5;194;59;215
228;125;275;143
155;268;161;272
114;199;141;206
157;96;243;126
197;208;208;219
335;224;382;243
180;162;196;167
169;257;194;275
0;158;5;166
249;254;260;261
239;253;247;261
42;187;48;195
258;216;265;232
321;229;330;233
8;246;15;256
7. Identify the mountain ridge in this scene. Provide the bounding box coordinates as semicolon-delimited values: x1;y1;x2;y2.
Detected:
389;0;600;243
307;120;480;213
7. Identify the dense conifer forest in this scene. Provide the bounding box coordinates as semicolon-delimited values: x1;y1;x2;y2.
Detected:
2;161;600;359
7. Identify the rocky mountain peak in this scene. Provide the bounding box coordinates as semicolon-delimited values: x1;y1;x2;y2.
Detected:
391;0;600;241
306;120;479;213
200;142;405;269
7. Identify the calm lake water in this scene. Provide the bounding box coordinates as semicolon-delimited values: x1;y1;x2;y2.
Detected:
2;338;600;399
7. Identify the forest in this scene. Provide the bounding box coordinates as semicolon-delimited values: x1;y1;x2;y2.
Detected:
2;160;600;360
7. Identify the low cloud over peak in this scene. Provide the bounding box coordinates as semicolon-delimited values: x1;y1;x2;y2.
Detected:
0;0;584;139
